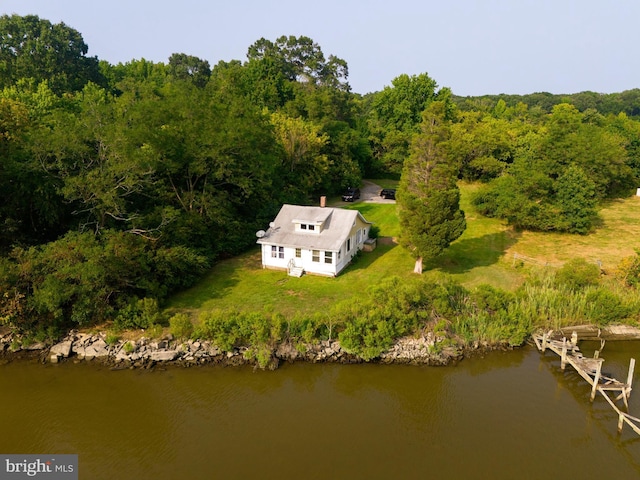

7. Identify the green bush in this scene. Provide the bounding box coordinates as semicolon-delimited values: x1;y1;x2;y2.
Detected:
169;313;194;339
471;284;514;314
195;309;285;352
338;316;397;361
555;258;600;290
617;250;640;287
114;297;164;330
585;288;628;326
286;313;323;343
336;277;439;359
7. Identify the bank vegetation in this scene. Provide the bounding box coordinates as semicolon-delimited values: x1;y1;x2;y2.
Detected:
1;15;640;366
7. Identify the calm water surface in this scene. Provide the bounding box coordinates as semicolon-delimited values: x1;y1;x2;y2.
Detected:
1;343;639;479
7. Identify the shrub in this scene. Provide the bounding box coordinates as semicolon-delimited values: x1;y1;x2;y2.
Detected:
555;258;601;290
617;250;640;287
471;284;514;314
338;316;396;361
195;309;285;352
286;313;322;343
169;313;194;339
114;297;164;330
585;288;629;326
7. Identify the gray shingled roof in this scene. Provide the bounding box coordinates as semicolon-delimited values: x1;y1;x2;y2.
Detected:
256;204;371;251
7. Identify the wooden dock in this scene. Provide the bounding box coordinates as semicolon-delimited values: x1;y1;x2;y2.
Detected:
533;330;640;436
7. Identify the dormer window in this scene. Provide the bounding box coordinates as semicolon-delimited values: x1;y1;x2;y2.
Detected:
296;222;320;233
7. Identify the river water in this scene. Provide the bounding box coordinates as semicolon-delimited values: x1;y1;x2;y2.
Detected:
1;343;639;479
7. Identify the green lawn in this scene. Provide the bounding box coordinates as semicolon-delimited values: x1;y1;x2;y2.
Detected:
166;182;640;319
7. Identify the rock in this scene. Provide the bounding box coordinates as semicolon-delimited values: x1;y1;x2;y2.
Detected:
92;338;107;349
50;340;72;358
77;343;109;360
75;333;91;345
275;342;299;361
150;350;178;362
115;350;130;362
24;342;46;351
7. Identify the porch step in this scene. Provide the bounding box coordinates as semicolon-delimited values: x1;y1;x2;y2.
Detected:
288;266;304;277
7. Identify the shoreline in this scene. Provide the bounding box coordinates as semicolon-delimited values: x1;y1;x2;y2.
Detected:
0;329;465;369
1;324;639;370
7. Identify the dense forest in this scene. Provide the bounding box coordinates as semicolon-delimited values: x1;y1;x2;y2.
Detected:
1;14;640;338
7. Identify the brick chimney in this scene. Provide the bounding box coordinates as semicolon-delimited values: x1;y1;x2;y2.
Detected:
320;196;326;207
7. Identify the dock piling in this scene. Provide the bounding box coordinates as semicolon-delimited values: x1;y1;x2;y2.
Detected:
533;330;638;436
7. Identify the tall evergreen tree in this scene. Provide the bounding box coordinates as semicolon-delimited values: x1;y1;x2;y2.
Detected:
397;102;466;273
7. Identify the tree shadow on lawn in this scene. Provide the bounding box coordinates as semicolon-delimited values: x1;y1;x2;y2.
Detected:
166;250;259;310
426;230;521;274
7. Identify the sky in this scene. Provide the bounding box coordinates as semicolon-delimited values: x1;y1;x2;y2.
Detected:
2;0;639;96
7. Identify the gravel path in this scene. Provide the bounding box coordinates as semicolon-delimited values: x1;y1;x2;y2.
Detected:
359;180;396;204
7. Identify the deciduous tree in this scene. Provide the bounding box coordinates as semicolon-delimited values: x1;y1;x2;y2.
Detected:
0;14;103;94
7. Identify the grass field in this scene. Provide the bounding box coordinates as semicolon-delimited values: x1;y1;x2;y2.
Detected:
166;182;640;318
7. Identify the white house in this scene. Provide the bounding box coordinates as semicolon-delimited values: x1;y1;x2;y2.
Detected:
256;204;373;277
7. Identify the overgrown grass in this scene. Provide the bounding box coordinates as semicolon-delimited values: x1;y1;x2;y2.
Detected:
499;195;640;270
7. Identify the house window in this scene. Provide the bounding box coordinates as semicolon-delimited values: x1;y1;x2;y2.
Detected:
324;251;332;264
308;224;315;231
338;249;341;260
301;224;307;230
295;248;301;258
271;245;277;258
312;250;320;262
278;246;284;259
347;238;351;252
356;230;361;244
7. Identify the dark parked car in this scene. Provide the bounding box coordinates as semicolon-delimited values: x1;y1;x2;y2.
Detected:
380;188;396;200
341;187;360;202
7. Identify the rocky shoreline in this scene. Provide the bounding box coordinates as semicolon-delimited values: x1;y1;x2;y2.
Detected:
0;327;461;369
3;324;638;370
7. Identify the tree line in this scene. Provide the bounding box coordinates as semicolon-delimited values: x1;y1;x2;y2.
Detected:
1;14;640;337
